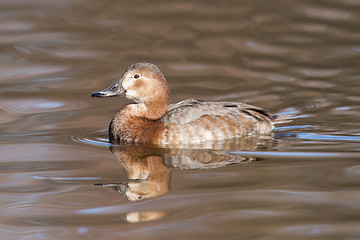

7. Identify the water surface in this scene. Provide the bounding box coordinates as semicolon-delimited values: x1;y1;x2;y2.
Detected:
1;0;360;239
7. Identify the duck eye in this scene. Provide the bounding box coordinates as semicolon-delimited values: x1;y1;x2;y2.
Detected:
133;74;140;79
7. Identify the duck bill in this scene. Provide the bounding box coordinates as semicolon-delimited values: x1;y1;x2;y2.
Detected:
95;183;128;198
109;183;128;198
91;79;126;98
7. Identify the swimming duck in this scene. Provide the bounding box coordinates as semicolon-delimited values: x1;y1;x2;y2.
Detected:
92;62;289;145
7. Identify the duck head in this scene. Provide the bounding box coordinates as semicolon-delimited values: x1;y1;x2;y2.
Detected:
92;62;170;108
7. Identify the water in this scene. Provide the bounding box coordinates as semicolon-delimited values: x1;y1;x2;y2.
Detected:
1;0;360;239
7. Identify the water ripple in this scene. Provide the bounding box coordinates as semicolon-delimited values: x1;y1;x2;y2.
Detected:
72;130;112;147
229;151;360;159
0;99;89;114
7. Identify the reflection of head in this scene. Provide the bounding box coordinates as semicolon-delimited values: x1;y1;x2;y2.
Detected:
104;146;171;202
123;179;170;201
97;179;170;202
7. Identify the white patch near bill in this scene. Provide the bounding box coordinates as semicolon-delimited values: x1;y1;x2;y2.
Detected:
126;90;142;103
122;74;137;90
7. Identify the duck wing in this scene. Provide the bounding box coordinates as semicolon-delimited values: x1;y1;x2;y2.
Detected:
155;99;292;144
163;98;282;125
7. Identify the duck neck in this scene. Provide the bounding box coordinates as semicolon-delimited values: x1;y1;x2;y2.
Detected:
126;102;168;120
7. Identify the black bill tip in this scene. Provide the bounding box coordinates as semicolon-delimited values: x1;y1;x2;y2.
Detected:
91;91;105;98
91;89;125;98
91;92;108;97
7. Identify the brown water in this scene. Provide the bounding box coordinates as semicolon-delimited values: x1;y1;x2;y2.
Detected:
1;0;360;239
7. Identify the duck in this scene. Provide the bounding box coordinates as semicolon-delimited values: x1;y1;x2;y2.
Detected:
92;62;290;145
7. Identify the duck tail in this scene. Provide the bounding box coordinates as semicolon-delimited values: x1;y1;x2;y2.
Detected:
272;114;293;125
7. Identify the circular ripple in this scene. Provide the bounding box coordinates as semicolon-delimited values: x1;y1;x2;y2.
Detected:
1;99;89;114
72;130;112;147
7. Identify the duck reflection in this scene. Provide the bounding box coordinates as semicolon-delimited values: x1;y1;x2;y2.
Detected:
96;137;272;202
